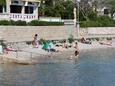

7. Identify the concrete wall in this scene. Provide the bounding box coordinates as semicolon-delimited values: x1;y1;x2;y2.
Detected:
0;26;77;42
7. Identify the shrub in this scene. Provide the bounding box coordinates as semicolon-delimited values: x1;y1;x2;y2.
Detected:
0;20;64;26
80;21;100;27
28;20;64;26
68;34;74;43
13;20;27;26
106;37;112;40
95;37;99;41
39;38;46;45
59;39;66;43
28;20;40;26
0;20;27;26
0;20;10;25
10;20;16;25
80;16;115;27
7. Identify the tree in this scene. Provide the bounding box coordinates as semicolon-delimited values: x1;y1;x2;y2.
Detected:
79;0;97;21
62;0;74;19
39;0;46;16
107;0;115;17
39;0;74;19
0;0;6;6
53;3;64;17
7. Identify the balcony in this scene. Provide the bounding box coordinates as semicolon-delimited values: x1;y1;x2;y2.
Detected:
9;13;38;22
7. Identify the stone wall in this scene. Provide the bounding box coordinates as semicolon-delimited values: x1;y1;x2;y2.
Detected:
0;26;77;42
0;26;115;42
81;27;115;38
87;27;115;35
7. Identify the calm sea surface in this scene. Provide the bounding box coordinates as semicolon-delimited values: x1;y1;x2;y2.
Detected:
0;48;115;86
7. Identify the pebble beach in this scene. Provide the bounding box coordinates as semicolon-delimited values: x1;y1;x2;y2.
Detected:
0;41;114;65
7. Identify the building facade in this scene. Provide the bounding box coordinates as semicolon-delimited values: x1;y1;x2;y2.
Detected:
96;7;111;17
0;0;40;22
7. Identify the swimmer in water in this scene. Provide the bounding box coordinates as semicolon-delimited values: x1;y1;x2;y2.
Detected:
68;42;79;60
74;50;79;58
74;42;79;57
68;51;79;60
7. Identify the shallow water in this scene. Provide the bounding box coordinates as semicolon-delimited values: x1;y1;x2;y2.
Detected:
0;48;115;86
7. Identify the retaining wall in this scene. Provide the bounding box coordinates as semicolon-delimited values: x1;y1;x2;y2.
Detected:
0;26;77;42
0;26;115;42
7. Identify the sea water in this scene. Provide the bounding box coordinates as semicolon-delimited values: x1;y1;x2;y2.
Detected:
0;48;115;86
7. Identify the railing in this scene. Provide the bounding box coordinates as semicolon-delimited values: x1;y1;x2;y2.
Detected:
9;13;38;22
0;13;38;22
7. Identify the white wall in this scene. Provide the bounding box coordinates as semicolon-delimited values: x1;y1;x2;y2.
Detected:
0;14;9;20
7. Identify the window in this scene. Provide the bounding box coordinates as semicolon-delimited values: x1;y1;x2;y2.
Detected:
10;5;22;13
0;6;3;13
0;6;6;13
104;9;109;14
25;6;33;14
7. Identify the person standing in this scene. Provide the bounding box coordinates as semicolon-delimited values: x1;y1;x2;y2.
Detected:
68;42;79;60
74;42;79;57
33;34;39;48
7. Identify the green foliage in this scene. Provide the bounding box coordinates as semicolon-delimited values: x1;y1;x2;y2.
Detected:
40;0;74;19
39;0;115;20
88;11;97;20
28;20;64;26
0;20;10;25
106;37;112;40
45;6;55;17
95;38;99;41
0;20;27;26
96;16;114;27
62;0;74;19
0;0;6;6
54;3;64;17
107;0;115;15
0;20;64;26
39;38;46;45
10;20;27;26
28;20;39;26
14;20;27;26
68;34;74;43
80;21;99;27
80;16;115;27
